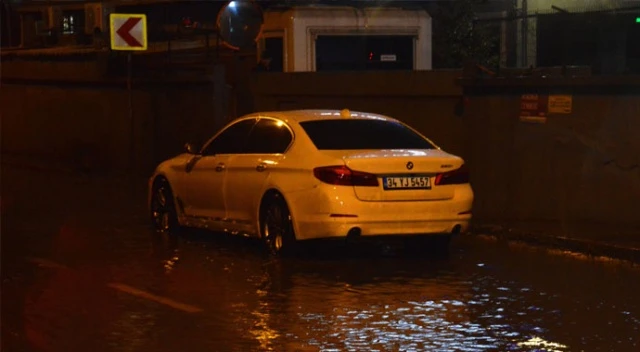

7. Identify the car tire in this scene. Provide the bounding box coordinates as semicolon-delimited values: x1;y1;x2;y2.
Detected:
150;178;181;234
260;193;296;256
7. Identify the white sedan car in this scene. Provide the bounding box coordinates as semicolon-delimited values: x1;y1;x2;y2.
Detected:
148;109;473;254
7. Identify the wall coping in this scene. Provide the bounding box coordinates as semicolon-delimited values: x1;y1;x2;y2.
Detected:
458;75;640;88
249;70;463;97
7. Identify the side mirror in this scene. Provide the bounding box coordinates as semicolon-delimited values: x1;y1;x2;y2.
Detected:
184;143;199;154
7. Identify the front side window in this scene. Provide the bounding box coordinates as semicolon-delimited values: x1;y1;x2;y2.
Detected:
244;118;293;154
299;119;435;150
201;119;256;155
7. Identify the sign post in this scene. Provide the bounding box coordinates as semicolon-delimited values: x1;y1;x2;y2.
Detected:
109;13;148;173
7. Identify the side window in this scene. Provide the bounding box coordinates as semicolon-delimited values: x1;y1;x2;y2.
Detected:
244;119;293;154
201;119;256;156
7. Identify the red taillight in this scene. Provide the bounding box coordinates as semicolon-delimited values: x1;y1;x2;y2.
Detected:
435;164;470;185
313;165;379;187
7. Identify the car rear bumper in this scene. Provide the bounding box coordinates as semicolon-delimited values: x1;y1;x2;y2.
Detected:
289;184;474;241
296;217;471;241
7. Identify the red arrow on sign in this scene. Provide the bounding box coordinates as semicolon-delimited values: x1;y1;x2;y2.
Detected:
116;17;142;47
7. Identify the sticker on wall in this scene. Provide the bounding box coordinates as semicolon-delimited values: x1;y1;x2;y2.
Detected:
548;95;573;114
519;116;548;123
519;94;548;123
380;54;397;62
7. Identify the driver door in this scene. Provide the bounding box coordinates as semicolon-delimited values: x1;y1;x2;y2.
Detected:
183;118;257;220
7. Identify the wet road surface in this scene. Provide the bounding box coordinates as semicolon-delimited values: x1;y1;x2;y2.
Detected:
2;166;639;352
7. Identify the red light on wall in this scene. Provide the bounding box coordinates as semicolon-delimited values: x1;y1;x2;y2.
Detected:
368;52;373;61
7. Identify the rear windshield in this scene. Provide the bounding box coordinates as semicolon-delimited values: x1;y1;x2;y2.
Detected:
299;119;436;150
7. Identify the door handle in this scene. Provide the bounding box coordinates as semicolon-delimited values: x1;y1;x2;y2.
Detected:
256;163;267;172
215;163;226;172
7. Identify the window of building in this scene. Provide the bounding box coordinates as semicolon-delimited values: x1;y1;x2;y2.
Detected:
62;15;75;34
61;10;84;35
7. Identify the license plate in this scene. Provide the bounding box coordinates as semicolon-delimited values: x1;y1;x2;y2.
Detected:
383;176;431;190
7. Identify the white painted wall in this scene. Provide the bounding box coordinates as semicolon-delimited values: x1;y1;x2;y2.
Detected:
262;7;432;72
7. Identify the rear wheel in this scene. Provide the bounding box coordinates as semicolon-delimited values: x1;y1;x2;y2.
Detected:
150;178;180;234
260;193;296;255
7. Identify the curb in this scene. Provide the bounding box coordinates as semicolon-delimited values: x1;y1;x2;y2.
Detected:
471;225;640;264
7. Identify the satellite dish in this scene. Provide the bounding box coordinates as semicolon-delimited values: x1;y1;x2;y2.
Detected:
216;0;264;50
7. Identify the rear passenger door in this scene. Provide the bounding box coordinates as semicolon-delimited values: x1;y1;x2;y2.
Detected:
224;118;294;230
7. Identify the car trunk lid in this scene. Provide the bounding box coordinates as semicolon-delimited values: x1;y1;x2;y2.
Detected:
321;149;465;201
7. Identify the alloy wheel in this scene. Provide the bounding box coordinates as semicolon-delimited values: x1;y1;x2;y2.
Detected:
264;203;289;254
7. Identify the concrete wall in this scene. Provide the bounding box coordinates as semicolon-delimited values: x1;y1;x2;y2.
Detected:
1;56;108;81
462;84;640;227
0;82;225;174
0;54;250;175
1;84;141;171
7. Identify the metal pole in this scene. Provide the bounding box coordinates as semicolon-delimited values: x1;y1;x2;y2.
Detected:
206;32;210;59
521;0;528;67
6;2;12;47
216;32;220;60
127;52;134;174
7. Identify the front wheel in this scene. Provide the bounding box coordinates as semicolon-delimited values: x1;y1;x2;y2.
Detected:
260;194;296;255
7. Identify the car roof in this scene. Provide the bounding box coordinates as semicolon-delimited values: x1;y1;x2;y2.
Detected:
247;109;396;123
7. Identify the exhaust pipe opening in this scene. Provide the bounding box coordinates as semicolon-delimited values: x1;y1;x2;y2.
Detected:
346;227;362;242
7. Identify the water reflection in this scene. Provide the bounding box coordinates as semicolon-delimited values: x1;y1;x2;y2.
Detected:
249;302;281;351
161;231;638;352
518;336;568;351
107;310;158;352
255;257;512;351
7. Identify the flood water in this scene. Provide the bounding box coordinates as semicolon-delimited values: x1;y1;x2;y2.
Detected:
3;226;639;352
2;167;639;352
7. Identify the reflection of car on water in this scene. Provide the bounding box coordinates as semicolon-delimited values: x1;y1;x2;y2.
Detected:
148;109;474;254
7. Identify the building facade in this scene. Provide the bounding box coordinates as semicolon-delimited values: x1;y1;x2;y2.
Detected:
3;0;639;74
513;0;640;73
